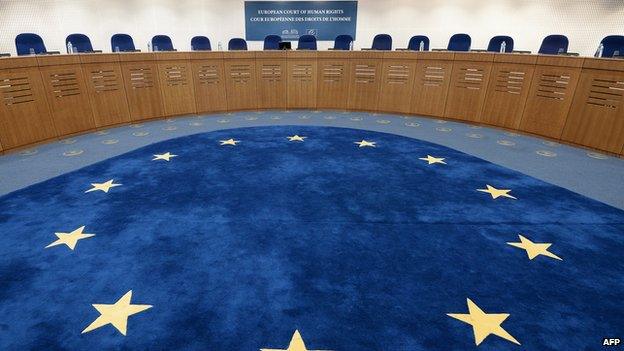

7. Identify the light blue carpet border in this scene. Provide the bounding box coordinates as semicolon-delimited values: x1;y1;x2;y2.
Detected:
1;110;623;210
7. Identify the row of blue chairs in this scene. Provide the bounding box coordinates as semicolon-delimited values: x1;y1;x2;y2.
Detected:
12;32;624;57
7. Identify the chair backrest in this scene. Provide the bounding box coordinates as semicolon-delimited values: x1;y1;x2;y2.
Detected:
538;35;569;55
487;35;514;53
15;33;46;56
111;34;136;52
372;34;392;50
66;33;93;53
152;35;174;51
263;35;282;50
447;33;471;51
228;38;248;51
333;35;353;50
407;35;430;51
297;35;317;50
191;36;211;51
600;35;624;57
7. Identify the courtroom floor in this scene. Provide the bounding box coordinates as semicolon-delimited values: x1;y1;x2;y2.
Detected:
1;110;623;210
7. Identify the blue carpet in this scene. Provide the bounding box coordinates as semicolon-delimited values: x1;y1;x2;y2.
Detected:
0;126;622;350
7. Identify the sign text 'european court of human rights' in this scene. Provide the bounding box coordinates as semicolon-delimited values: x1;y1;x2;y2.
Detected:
244;1;358;41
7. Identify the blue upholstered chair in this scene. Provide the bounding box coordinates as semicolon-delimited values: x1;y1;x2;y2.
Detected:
447;34;471;51
297;35;317;50
538;35;569;55
600;35;624;57
487;36;514;53
191;36;211;51
66;33;94;53
15;33;47;56
263;35;282;50
333;35;353;50
228;38;248;51
152;35;175;51
407;35;430;51
111;34;137;52
372;34;392;50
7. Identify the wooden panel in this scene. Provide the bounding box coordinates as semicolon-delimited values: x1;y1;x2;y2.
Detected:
0;66;57;149
192;58;227;113
158;59;196;116
519;65;581;139
256;52;287;109
348;57;382;111
120;60;165;121
39;63;95;135
444;60;493;122
82;62;131;127
481;62;535;129
583;58;624;72
411;60;453;117
224;58;257;110
378;59;416;113
561;69;624;153
287;59;317;109
317;58;350;109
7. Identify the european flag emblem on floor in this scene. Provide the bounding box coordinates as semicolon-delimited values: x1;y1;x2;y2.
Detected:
0;126;623;350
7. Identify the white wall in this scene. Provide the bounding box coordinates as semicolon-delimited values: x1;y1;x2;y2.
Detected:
0;0;622;56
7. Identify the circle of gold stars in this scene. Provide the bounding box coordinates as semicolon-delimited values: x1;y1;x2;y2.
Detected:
46;131;565;346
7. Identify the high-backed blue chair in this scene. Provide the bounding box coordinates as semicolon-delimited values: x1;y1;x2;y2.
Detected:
191;36;211;51
152;35;175;51
111;34;137;52
297;35;317;50
600;35;624;57
372;34;392;50
228;38;248;51
487;36;514;53
263;35;281;50
448;34;471;51
538;35;569;55
407;35;430;51
66;33;94;53
333;35;353;50
15;33;46;56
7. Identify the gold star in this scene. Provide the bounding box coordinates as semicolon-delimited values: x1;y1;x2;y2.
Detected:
45;226;95;250
477;184;516;200
448;298;520;346
287;135;307;142
82;290;152;336
354;140;376;148
152;152;177;161
220;138;240;146
85;179;122;193
507;234;562;261
261;330;331;351
419;155;446;165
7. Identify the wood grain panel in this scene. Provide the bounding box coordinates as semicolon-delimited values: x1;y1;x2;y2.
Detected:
410;61;452;117
317;54;350;110
347;52;383;111
378;58;416;113
256;52;287;109
191;52;227;113
157;58;196;116
444;58;493;122
224;54;257;110
287;59;317;109
82;61;131;127
561;69;624;153
39;61;95;135
0;66;57;149
481;62;535;129
120;59;165;121
519;65;581;139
